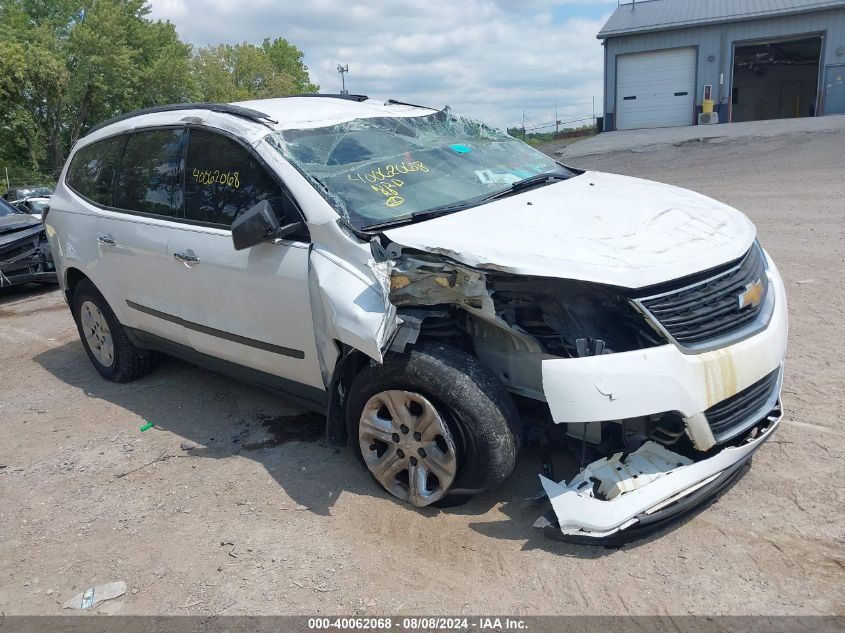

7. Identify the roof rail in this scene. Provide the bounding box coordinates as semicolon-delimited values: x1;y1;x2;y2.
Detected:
293;93;369;102
84;102;278;137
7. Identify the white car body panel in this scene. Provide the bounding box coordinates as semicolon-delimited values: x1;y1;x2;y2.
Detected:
384;170;756;289
308;248;396;369
95;208;192;346
164;223;325;389
234;97;438;131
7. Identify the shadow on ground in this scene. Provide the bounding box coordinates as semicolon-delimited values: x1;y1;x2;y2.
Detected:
0;281;59;306
31;338;719;557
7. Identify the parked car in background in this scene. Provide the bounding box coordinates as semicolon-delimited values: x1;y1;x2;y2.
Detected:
45;97;786;543
3;185;53;202
0;196;56;287
11;195;51;221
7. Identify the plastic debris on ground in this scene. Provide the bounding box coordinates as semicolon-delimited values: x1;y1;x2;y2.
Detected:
63;580;127;612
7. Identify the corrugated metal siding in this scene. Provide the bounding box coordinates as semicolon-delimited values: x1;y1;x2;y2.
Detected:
603;7;845;122
599;0;845;38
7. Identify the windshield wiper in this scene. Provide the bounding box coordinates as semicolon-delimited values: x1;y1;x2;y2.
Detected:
361;171;570;232
482;171;570;202
362;201;475;231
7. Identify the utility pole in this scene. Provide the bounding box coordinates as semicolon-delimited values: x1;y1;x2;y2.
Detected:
522;109;526;141
337;64;349;94
592;95;596;128
555;101;559;136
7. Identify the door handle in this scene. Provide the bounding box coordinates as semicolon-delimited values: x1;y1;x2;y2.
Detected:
97;234;116;246
174;251;200;264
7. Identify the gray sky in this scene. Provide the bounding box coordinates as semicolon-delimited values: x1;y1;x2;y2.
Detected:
147;0;613;130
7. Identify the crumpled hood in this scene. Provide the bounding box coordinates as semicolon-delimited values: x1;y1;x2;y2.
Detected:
383;171;756;289
0;213;41;236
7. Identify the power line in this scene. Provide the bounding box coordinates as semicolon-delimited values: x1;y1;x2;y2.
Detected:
514;114;595;131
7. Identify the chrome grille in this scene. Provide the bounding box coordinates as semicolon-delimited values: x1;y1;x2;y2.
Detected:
637;244;769;349
705;369;781;441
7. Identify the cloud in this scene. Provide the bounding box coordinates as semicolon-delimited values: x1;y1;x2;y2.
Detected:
147;0;612;130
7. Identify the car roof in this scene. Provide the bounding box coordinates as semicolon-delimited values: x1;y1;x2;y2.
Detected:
79;95;440;148
233;96;438;130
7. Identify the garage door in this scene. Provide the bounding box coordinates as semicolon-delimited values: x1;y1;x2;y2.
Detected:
616;48;696;130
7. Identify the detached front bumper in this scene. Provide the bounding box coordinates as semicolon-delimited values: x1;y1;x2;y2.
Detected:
535;407;780;543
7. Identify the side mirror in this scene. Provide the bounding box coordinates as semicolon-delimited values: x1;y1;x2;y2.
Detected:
231;200;303;250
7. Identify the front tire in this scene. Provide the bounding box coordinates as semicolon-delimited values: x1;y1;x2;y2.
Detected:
71;279;156;382
346;343;522;507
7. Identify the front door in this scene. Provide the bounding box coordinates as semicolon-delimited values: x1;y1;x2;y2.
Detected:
168;128;324;390
824;64;845;115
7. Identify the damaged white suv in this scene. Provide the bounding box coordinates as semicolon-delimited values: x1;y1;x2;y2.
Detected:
47;96;787;542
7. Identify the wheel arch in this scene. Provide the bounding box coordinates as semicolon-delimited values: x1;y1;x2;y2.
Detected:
64;267;90;304
325;343;372;447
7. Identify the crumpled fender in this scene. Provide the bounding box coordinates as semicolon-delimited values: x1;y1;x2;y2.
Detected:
308;246;397;385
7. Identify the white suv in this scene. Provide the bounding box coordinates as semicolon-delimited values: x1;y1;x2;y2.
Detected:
46;96;787;541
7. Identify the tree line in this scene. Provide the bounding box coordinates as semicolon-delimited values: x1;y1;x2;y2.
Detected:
506;124;596;147
0;0;319;183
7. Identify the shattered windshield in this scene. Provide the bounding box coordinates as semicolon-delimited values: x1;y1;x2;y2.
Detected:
267;109;572;230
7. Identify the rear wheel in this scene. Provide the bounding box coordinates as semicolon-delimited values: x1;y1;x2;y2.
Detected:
346;343;521;507
72;279;156;382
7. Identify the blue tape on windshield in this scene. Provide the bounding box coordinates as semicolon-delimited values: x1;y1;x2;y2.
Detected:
449;144;472;153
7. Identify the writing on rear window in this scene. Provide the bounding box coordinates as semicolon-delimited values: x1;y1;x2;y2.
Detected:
192;168;241;189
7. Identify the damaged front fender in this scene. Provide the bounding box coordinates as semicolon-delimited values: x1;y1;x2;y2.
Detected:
308;246;397;384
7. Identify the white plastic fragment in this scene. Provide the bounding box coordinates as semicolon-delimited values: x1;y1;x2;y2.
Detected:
63;581;127;611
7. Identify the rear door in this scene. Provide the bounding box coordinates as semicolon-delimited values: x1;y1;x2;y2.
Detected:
95;128;191;345
167;127;324;390
616;47;696;130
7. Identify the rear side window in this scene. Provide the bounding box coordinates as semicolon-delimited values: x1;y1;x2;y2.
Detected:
113;129;185;217
184;129;284;226
66;136;126;205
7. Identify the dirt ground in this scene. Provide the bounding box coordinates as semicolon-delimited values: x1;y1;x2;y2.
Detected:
1;127;843;616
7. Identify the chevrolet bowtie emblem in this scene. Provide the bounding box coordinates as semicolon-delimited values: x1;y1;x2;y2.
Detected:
738;279;764;310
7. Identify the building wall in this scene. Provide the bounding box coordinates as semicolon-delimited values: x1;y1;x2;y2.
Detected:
602;7;845;129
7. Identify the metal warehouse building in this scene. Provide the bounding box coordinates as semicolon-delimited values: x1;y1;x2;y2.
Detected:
598;0;845;130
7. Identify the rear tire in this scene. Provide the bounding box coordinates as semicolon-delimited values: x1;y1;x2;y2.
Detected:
346;342;522;507
71;279;156;382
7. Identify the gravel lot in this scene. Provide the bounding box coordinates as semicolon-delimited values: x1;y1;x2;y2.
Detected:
1;122;843;616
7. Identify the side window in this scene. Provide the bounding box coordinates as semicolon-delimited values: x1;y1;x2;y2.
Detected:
113;129;184;217
65;135;126;206
184;129;285;226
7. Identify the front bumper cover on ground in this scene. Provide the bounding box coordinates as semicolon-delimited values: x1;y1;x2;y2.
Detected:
535;406;781;545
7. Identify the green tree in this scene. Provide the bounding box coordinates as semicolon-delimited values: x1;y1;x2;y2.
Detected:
0;2;318;181
0;0;194;178
191;38;318;103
